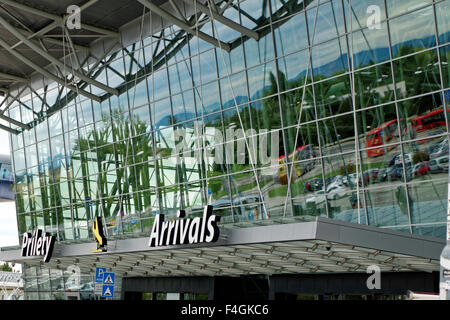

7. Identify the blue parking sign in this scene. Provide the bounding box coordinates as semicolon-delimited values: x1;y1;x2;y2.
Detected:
95;267;106;283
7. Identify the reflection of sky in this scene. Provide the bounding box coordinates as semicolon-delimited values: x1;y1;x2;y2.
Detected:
244;27;274;68
312;37;348;76
307;1;346;45
274;13;308;56
386;0;432;18
389;6;436;54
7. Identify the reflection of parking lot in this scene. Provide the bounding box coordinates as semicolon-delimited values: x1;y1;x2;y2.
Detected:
230;128;448;220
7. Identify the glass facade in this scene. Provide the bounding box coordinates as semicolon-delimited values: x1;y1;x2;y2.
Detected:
5;0;450;299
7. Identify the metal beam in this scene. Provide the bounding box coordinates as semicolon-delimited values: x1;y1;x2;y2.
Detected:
0;0;119;37
0;122;19;134
137;0;231;52
1;86;25;115
18;29;89;51
0;16;119;96
0;37;101;102
0;71;27;82
0;5;88;52
182;0;259;40
10;21;58;50
0;113;29;130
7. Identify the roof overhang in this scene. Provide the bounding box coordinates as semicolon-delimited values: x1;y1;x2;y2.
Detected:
0;0;269;133
0;218;444;277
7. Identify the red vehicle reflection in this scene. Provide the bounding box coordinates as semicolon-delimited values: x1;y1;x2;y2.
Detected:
413;161;430;177
365;119;398;158
411;108;449;133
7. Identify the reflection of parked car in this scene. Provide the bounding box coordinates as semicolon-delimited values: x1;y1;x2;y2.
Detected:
233;195;268;221
306;190;326;205
389;164;413;181
326;184;352;200
395;153;413;165
80;282;95;300
327;176;346;190
362;169;380;184
304;178;323;192
376;168;389;182
305;184;351;204
388;153;401;167
412;162;430;177
429;156;449;173
430;143;449;160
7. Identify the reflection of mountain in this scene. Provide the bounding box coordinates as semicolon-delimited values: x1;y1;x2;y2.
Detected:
222;96;249;109
305;34;442;77
156;112;196;127
157;33;448;122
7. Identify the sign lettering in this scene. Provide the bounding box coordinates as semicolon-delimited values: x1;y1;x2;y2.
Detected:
149;205;220;247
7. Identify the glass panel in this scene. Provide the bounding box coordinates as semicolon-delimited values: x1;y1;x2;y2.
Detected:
365;185;411;227
397;92;445;141
413;224;446;238
277;49;312;91
244;25;274;68
280;86;315;128
386;0;432;18
307;0;345;44
312;37;348;81
393;50;440;99
408;180;447;226
357;104;400;153
247;62;276;100
389;6;436;57
354;63;393;109
344;0;386;31
290;158;326;221
436;1;450;45
441;45;450;90
351;22;390;69
274;12;308;56
318;113;356;157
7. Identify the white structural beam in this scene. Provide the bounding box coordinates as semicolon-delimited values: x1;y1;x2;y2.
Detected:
10;21;58;50
0;71;27;82
0;16;119;96
18;28;89;51
0;37;102;102
0;122;19;134
0;0;119;37
0;113;29;130
137;0;231;52
182;0;259;40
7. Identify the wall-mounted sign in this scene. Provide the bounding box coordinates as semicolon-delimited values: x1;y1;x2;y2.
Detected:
21;229;55;263
91;216;107;253
101;272;115;298
149;205;220;247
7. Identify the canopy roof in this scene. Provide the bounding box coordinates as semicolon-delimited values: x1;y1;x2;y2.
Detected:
0;0;286;134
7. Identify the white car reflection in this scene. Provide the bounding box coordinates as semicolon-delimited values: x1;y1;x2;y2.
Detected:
306;184;352;205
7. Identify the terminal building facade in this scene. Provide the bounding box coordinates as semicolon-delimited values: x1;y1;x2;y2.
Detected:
0;0;449;299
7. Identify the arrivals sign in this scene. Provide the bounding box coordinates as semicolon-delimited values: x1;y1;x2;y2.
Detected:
21;229;55;263
149;205;220;247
